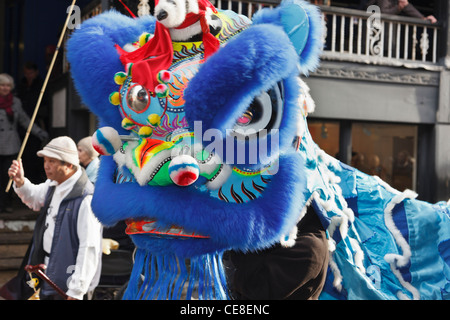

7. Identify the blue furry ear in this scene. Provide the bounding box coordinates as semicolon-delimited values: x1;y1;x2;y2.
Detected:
252;0;323;75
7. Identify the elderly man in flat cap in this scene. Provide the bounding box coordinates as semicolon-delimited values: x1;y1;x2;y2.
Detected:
8;136;102;300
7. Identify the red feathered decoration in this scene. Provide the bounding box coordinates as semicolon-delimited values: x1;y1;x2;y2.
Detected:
116;0;219;91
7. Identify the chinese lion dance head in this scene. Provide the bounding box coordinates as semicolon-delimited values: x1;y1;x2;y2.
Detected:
68;0;450;300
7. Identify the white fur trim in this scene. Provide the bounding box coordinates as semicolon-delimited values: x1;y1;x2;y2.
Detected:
280;226;298;248
383;189;420;300
373;175;401;195
280;193;315;248
329;256;343;292
170;21;203;41
349;237;365;274
328;238;336;252
389;264;420;300
298;78;315;113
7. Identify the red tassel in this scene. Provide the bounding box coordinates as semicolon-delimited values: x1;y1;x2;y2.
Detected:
199;14;220;58
118;0;137;18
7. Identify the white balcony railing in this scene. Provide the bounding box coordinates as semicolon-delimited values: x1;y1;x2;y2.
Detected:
319;5;440;68
215;0;277;17
67;1;441;70
212;1;441;69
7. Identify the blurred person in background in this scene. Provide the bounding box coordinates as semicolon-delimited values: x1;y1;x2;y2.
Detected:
366;0;437;23
0;73;48;213
77;136;100;184
17;62;50;184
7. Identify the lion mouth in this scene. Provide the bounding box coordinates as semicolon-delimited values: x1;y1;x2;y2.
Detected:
125;219;210;239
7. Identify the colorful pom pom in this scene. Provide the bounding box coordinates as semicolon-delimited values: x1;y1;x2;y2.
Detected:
169;155;200;187
109;91;120;105
155;83;169;98
138;126;153;138
139;32;151;47
121;117;135;130
157;70;172;84
92;127;122;156
114;71;127;85
148;113;161;126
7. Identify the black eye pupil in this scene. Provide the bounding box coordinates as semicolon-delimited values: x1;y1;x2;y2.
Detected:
137;90;146;100
127;85;149;112
248;102;262;123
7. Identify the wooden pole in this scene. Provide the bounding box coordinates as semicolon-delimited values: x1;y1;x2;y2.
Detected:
5;0;77;193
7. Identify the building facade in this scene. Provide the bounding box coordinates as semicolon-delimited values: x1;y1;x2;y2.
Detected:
306;1;450;203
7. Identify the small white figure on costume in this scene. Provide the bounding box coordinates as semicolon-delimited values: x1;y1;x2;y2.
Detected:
154;0;221;52
138;0;151;17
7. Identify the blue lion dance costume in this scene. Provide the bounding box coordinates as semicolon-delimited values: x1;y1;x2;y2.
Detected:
67;0;450;300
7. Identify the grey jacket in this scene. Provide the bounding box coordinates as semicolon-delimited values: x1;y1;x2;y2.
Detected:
0;96;47;156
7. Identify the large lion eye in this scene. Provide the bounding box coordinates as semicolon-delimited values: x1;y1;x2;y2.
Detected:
233;82;284;140
126;84;149;113
236;103;262;127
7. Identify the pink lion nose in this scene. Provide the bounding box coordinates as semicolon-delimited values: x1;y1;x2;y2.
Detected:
168;155;200;186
